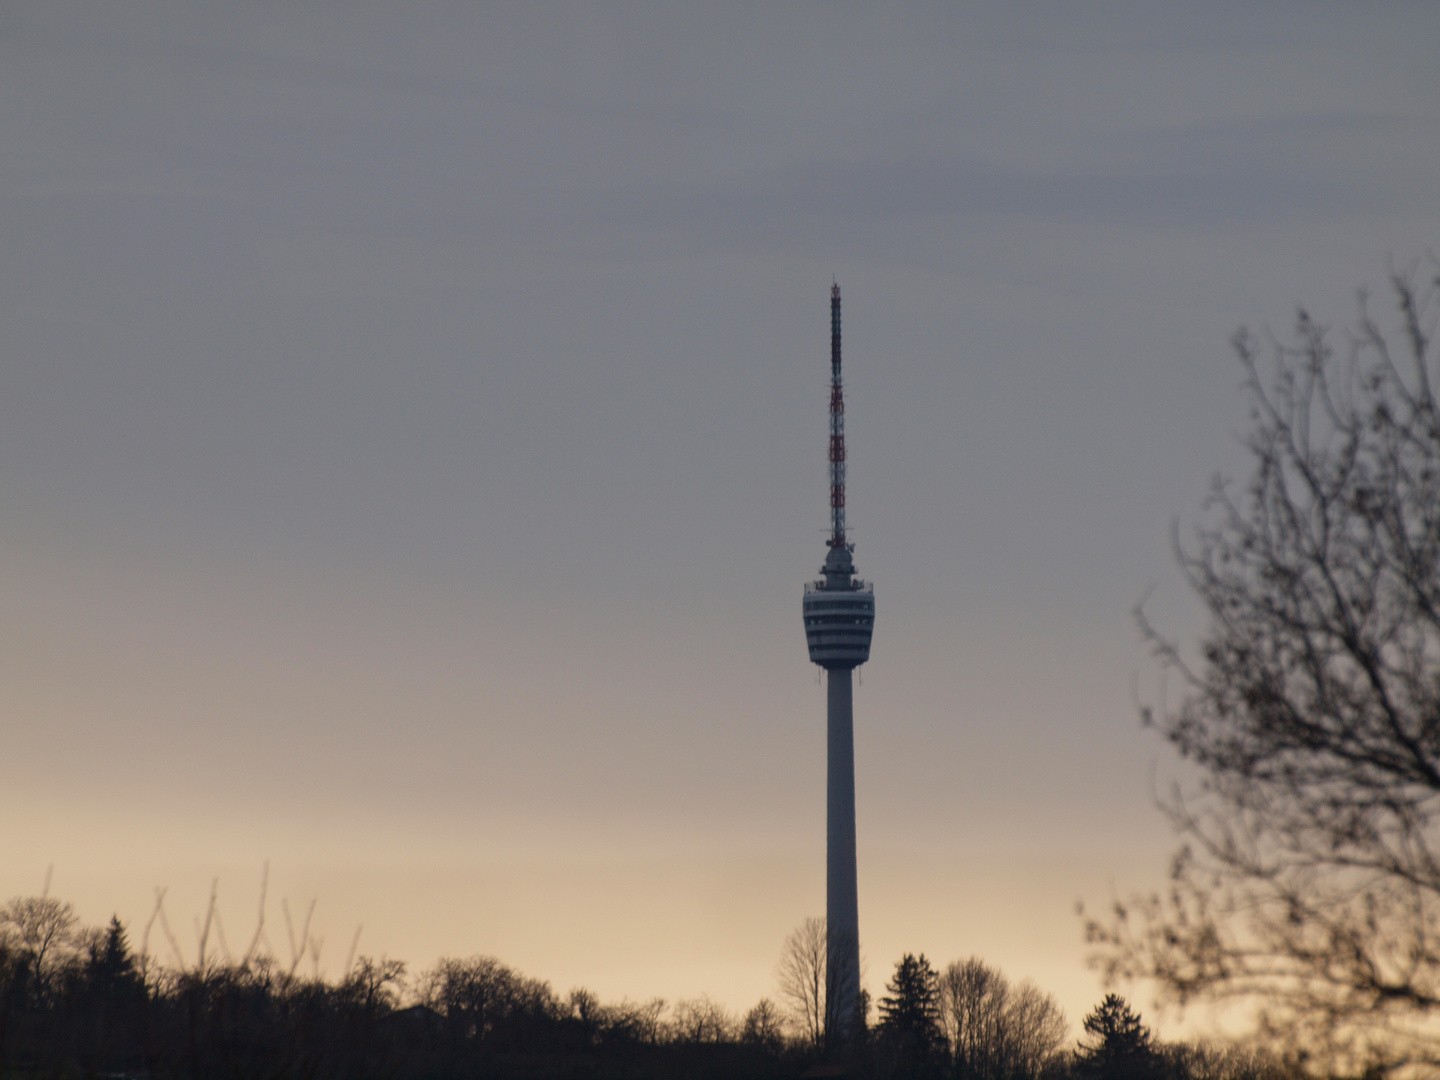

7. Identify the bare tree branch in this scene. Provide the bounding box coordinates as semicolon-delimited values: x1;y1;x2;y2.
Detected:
1094;265;1440;1079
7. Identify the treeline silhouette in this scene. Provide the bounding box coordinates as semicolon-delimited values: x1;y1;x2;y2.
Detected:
0;893;1288;1080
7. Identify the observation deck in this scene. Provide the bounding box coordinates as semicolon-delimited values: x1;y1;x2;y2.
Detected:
803;545;875;670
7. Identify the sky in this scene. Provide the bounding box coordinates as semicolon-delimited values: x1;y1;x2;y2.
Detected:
2;1;1439;1037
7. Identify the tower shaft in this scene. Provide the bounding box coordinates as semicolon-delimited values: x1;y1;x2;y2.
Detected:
826;667;861;1033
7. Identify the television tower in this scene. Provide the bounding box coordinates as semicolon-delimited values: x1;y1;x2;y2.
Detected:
802;284;874;1039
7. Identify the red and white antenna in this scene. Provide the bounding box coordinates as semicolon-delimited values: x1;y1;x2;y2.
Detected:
829;283;847;548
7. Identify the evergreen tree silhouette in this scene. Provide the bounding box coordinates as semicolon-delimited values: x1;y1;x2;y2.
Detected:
1075;994;1157;1080
878;953;942;1074
88;917;139;991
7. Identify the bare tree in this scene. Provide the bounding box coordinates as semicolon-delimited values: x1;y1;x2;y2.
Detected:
341;955;406;1015
568;986;600;1024
1091;267;1440;1077
777;916;827;1050
0;896;79;1000
940;957;1002;1075
1005;981;1068;1077
938;957;1067;1080
742;997;788;1051
670;995;734;1044
418;954;555;1042
601;997;667;1045
1159;1040;1291;1080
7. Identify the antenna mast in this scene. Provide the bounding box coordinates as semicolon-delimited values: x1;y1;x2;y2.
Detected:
829;284;847;548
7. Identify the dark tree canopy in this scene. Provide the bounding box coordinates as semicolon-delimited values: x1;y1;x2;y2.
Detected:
1075;994;1156;1080
1;888;1300;1080
878;952;944;1072
1091;267;1440;1077
87;917;140;988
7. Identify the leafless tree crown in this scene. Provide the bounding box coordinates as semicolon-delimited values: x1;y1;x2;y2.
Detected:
776;916;828;1051
938;956;1067;1080
1092;266;1440;1077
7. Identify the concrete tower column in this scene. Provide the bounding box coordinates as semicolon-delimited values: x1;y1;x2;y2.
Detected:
826;666;861;1032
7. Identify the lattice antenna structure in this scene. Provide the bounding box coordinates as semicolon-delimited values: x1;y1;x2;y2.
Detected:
829;283;847;548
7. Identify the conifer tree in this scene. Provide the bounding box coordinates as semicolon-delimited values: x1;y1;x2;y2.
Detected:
88;917;139;990
878;953;943;1071
1075;994;1157;1080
